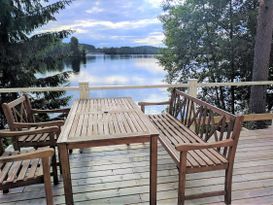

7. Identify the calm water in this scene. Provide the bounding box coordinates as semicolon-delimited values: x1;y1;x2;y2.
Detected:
65;54;169;113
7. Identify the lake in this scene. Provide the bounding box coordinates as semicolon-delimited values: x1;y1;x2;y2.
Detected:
65;54;169;113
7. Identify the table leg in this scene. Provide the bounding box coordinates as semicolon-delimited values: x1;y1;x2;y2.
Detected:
150;135;158;205
58;144;74;205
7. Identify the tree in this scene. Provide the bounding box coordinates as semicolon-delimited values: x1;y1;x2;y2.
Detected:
249;0;273;128
0;0;72;129
70;36;81;57
159;0;260;114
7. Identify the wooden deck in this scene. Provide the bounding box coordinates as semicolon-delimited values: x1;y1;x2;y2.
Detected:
0;125;273;205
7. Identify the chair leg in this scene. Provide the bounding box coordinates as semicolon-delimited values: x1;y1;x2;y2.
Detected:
2;189;9;194
12;139;20;151
42;158;54;205
58;151;62;175
178;152;187;205
51;148;59;185
178;169;186;205
225;167;233;205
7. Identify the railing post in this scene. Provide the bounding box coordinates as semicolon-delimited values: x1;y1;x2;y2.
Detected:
188;79;198;97
79;82;89;99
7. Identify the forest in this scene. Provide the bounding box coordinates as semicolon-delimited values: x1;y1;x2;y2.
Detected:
159;0;273;123
80;45;160;55
0;0;85;130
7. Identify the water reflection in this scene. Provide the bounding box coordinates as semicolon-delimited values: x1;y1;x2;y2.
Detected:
66;54;169;114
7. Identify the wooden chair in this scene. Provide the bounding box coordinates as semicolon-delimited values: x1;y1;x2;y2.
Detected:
139;89;243;205
2;94;70;183
0;127;59;205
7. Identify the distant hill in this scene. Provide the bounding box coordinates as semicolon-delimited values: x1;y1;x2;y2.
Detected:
79;44;160;54
79;43;96;53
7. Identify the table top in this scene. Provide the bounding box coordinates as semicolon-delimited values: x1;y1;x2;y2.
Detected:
57;97;159;144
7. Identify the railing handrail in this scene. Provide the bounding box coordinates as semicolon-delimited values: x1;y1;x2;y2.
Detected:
0;80;273;98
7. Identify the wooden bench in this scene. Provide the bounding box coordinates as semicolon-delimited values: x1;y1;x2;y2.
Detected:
139;89;243;205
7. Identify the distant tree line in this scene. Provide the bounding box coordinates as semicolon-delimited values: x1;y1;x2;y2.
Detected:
80;45;160;55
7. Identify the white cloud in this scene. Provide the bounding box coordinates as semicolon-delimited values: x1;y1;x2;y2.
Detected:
143;93;169;102
69;70;148;85
85;0;104;14
134;32;164;46
85;7;104;14
145;0;163;8
134;58;165;74
73;18;160;30
43;18;161;35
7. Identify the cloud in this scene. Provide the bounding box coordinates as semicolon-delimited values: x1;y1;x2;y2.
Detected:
43;18;161;36
85;7;104;14
70;70;148;85
145;0;163;8
134;32;164;46
73;18;160;30
85;0;104;14
134;58;165;74
39;0;164;47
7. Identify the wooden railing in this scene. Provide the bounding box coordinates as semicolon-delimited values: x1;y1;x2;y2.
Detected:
1;80;273;121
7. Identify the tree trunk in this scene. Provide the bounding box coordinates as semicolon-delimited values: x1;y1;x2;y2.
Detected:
229;0;235;114
249;0;273;128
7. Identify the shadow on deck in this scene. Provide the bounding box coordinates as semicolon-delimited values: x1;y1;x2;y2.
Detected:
0;126;273;205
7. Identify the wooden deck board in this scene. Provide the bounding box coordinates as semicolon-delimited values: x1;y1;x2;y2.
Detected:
0;126;273;205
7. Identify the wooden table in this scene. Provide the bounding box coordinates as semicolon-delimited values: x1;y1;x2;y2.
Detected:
57;97;159;205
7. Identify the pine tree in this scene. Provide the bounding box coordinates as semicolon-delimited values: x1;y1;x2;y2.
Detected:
0;0;73;128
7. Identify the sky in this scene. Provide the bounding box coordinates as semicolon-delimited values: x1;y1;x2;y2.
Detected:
42;0;165;47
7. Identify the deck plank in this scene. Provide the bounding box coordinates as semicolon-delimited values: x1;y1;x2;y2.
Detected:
0;126;272;205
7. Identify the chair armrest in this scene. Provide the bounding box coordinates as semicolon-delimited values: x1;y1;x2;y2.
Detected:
175;139;234;152
0;126;59;138
0;148;54;163
138;101;170;106
32;108;70;114
13;120;64;128
138;100;170;112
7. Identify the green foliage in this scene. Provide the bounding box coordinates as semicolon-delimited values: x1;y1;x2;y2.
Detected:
70;36;81;57
0;0;73;128
159;0;273;113
100;46;160;55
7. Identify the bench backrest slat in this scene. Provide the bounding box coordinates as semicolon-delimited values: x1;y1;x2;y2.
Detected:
168;89;242;158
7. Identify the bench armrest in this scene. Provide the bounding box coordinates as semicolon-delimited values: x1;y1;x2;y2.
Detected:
0;148;54;163
32;108;70;114
0;126;59;138
13;120;64;128
138;100;170;112
175;139;234;152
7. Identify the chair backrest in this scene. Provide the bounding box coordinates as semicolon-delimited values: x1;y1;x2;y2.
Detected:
2;95;34;130
168;89;243;158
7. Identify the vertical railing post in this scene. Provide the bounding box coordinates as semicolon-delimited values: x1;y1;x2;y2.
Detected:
188;79;198;97
79;82;89;99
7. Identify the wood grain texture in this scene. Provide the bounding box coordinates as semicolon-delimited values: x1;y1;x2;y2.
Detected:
142;89;243;204
0;125;272;205
57;97;159;205
0;148;54;205
58;98;158;145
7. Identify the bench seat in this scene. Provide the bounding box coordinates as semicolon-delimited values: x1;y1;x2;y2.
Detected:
149;113;228;173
